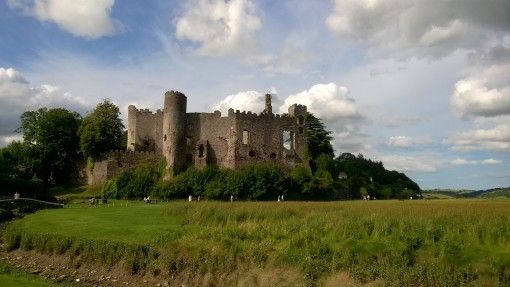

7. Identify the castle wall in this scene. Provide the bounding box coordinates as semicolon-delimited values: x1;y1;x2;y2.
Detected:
127;106;163;152
185;111;234;169
88;150;161;185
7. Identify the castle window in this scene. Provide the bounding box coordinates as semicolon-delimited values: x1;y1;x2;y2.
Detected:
198;144;205;158
164;134;167;141
283;130;295;150
270;153;277;159
297;115;304;125
249;150;256;157
299;127;304;134
243;130;250;145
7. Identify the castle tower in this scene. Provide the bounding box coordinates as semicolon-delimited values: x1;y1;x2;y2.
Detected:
163;90;187;178
288;104;308;162
263;93;273;114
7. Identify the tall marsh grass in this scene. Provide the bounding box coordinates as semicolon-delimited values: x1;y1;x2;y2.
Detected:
3;200;510;286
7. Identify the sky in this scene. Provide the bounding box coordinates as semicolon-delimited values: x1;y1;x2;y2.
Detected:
0;0;509;190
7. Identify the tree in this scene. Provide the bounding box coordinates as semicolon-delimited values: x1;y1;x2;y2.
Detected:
306;113;334;172
18;108;81;185
79;100;125;160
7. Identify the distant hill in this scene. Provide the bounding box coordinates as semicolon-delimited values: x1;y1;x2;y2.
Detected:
422;187;510;199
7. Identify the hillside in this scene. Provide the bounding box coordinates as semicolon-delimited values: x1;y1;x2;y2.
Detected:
423;187;510;199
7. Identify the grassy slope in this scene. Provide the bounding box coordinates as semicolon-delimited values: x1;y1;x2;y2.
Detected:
3;200;510;286
0;262;56;287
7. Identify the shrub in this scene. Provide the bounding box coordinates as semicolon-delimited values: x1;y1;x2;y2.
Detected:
102;162;161;199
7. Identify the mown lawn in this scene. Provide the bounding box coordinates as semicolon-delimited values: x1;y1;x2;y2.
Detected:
3;200;510;286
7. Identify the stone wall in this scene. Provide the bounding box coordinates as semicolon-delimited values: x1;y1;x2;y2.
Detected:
88;150;162;185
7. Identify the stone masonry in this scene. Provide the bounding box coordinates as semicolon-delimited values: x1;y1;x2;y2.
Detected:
89;90;308;183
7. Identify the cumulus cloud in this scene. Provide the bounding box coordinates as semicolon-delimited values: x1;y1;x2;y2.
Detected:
7;0;118;39
175;0;261;57
0;67;89;146
279;83;360;121
326;0;510;59
445;122;510;152
450;45;510;118
211;90;267;114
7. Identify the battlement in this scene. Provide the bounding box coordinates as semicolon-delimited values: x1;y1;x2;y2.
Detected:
128;105;163;116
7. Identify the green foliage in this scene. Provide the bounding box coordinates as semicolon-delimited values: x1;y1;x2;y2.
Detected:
3;201;509;286
336;152;421;199
102;162;161;199
79;99;124;160
16;108;81;185
306;113;334;170
153;164;290;201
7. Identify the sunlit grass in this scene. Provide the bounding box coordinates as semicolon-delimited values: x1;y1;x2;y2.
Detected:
3;200;510;286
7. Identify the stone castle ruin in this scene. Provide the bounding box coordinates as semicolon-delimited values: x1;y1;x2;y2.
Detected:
88;90;308;184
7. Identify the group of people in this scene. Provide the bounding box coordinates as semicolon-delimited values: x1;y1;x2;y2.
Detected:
143;196;151;203
277;194;285;202
188;195;202;202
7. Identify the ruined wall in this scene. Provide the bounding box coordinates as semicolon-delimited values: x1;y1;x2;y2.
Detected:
185;111;234;169
230;106;307;169
88;151;162;185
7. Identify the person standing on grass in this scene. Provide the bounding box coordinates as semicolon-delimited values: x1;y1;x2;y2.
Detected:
14;192;20;199
230;195;234;202
188;195;193;202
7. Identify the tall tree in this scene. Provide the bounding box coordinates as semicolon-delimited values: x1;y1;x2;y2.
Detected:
306;113;334;172
18;108;81;185
79;100;124;160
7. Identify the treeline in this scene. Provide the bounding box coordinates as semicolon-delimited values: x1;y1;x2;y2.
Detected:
101;153;421;201
0;100;125;199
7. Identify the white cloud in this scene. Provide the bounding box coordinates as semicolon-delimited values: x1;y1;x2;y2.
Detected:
326;0;510;59
211;90;267;114
8;0;118;39
450;158;477;165
279;83;360;121
379;154;444;172
0;67;89;145
445;122;510;152
175;0;261;57
480;158;502;165
450;45;510;118
388;136;412;148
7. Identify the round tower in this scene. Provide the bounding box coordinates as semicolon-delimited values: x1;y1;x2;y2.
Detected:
163;90;187;178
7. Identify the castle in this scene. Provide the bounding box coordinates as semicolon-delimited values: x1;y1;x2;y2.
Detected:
88;90;308;183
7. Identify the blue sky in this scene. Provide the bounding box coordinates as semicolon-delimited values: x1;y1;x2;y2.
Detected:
1;0;509;190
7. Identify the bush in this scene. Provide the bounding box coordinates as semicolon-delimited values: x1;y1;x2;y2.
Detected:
102;162;161;199
0;208;14;222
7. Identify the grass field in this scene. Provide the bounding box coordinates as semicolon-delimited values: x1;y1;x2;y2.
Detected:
2;200;510;286
0;262;56;287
